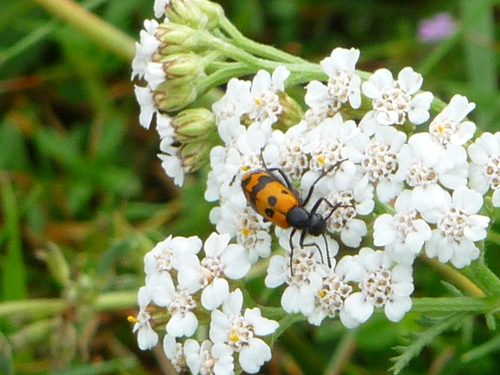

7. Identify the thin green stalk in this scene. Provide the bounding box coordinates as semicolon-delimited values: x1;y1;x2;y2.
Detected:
422;255;485;297
0;291;138;320
197;63;255;96
323;329;357;375
460;260;500;297
218;14;307;65
0;20;56;68
1;178;27;301
196;29;325;81
197;30;287;71
0;299;65;319
487;230;500;245
8;319;59;350
411;297;498;314
0;0;110;68
31;0;135;62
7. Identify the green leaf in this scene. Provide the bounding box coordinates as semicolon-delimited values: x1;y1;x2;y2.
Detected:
390;314;464;374
460;0;498;129
34;128;82;172
0;120;30;171
0;179;27;302
0;333;13;375
37;357;138;375
462;332;500;363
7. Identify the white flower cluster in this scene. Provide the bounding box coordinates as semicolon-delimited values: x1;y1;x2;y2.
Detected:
132;233;279;374
202;47;492;327
132;17;161;128
132;16;190;185
130;1;498;372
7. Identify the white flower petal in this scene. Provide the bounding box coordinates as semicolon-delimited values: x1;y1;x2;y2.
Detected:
239;339;271;374
385;296;412;322
202;278;229;311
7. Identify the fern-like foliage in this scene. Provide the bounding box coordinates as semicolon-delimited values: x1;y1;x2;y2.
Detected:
390;314;465;374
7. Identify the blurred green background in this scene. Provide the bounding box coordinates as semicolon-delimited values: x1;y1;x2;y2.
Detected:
1;0;499;374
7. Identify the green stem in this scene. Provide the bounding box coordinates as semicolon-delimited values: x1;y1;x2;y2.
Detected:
31;0;135;62
95;290;138;312
198;30;277;69
487;230;500;245
197;63;255;96
460;259;500;297
0;299;65;319
196;30;326;84
323;329;357;375
422;255;485;297
8;319;59;350
273;313;306;341
0;0;108;68
218;15;307;65
0;291;138;319
411;297;498;314
1;178;27;301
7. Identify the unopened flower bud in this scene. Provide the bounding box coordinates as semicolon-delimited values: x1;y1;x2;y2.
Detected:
172;108;216;142
180;140;212;172
156;23;200;55
195;0;225;23
155;53;205;85
154;80;198;112
167;0;221;30
275;93;305;130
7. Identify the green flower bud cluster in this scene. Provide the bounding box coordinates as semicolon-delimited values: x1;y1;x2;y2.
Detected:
132;0;326;181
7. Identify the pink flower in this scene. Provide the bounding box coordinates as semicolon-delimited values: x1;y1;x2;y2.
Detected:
418;13;457;43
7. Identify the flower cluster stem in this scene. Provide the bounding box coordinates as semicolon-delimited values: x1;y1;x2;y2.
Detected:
218;15;308;65
195;30;326;85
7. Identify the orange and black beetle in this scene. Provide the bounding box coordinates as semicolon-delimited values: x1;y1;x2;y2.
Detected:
241;164;342;269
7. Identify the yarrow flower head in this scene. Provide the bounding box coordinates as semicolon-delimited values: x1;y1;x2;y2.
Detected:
307;255;364;328
361;67;434;129
209;289;279;374
249;65;290;127
178;232;251;310
429;94;476;147
306;47;362;115
347;124;406;203
184;339;234;375
424;186;489;268
129;287;159;350
130;2;495;373
265;247;329;317
396;132;468;213
344;248;414;324
373;190;432;265
468;132;500;207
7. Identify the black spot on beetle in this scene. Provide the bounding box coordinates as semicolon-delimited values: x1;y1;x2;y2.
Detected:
268;195;278;206
265;208;275;218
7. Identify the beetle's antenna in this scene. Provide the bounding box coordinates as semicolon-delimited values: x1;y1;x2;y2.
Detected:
259;147;268;169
